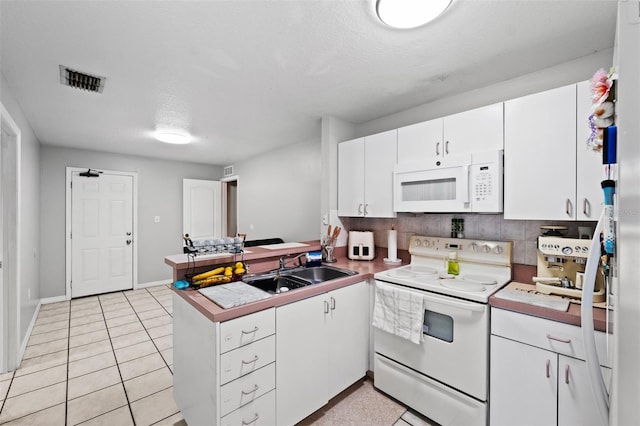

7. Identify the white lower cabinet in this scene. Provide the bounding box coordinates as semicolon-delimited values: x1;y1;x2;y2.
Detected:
490;308;611;426
173;295;276;426
276;281;369;425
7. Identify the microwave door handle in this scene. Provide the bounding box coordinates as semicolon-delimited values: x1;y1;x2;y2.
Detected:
462;165;470;204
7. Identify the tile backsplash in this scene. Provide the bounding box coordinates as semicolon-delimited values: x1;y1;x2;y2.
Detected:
340;213;596;266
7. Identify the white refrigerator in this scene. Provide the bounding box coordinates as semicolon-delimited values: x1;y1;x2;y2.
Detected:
582;1;640;425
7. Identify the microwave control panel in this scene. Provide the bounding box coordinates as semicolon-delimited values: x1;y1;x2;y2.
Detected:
469;150;503;212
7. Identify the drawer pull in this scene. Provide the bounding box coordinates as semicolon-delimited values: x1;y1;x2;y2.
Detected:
324;300;329;314
546;359;550;378
241;355;259;365
241;384;259;395
241;326;259;335
242;413;260;425
546;334;571;344
565;365;570;384
330;297;336;311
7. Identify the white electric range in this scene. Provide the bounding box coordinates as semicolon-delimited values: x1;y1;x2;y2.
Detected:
373;235;512;426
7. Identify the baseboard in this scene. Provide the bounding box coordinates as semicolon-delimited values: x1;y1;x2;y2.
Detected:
136;279;172;289
17;301;41;366
40;295;68;305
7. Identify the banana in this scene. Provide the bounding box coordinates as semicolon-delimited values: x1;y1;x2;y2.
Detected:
193;267;225;281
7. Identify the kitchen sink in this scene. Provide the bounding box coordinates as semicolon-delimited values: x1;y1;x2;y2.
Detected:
243;275;311;294
287;265;357;283
242;265;357;293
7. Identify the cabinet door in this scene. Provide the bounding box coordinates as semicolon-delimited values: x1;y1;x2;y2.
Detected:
276;294;329;426
504;84;577;220
490;335;557;426
443;102;504;155
558;355;611;426
576;80;606;220
338;137;365;217
327;281;369;398
397;118;443;163
364;130;397;218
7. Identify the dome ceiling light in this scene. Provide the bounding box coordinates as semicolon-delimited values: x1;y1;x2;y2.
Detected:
376;0;452;29
154;130;192;145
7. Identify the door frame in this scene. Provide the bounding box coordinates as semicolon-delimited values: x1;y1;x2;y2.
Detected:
65;167;138;300
0;102;21;373
221;175;239;238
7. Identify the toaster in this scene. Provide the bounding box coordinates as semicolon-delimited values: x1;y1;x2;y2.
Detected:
348;231;375;261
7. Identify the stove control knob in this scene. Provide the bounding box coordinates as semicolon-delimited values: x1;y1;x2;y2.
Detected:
481;244;491;253
414;239;422;247
493;245;504;254
424;239;431;247
470;242;479;252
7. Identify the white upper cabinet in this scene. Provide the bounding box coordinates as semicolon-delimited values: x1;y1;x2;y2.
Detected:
397;103;503;165
338;129;397;218
576;80;605;220
397;118;443;164
504;82;604;220
504;84;578;220
443;102;504;156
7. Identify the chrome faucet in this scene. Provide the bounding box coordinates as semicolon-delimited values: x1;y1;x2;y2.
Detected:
279;252;306;270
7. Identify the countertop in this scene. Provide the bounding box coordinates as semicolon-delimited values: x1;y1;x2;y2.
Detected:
171;255;401;323
489;282;611;332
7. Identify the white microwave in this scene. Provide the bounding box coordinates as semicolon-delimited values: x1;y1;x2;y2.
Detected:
393;150;503;213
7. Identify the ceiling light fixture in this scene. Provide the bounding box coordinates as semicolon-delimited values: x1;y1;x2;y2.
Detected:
376;0;452;29
154;130;192;145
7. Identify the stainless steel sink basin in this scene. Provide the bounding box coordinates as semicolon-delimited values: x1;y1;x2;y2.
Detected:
242;265;357;293
287;265;357;284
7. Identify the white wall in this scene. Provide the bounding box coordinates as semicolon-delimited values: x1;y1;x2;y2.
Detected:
356;48;614;136
0;73;41;347
40;145;222;297
234;137;321;243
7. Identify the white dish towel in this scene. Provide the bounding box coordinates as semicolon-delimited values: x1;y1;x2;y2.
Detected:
372;281;424;344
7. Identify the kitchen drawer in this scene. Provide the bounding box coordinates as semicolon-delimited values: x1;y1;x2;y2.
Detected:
220;308;275;354
220;389;276;426
491;308;611;367
220;363;275;417
220;335;276;385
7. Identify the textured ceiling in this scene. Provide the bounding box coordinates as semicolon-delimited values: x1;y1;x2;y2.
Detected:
0;0;617;166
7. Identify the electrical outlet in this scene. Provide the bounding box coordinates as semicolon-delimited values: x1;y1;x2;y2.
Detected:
154;216;160;223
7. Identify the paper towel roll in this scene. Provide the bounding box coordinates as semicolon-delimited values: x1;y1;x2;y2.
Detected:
387;229;398;261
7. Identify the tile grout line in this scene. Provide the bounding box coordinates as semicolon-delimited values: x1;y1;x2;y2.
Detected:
96;292;138;426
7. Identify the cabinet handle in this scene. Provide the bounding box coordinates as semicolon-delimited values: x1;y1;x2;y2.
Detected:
241;384;260;395
358;204;363;215
241;355;259;365
242;413;260;425
546;334;572;344
445;140;449;154
364;204;369;216
546;359;550;378
565;365;570;384
241;326;259;335
566;198;573;217
583;198;590;217
436;142;440;156
324;300;329;314
330;297;336;311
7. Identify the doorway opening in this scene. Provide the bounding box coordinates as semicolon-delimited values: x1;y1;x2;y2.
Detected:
222;177;238;238
1;103;20;373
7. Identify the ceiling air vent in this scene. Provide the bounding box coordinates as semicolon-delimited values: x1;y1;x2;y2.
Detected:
59;65;106;93
223;165;234;177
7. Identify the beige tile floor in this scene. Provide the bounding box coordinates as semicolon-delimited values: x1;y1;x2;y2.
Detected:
0;284;434;426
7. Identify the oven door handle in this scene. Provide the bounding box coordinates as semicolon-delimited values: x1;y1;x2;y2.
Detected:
423;294;485;312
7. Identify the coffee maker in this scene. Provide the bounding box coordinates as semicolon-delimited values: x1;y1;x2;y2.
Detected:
534;236;606;302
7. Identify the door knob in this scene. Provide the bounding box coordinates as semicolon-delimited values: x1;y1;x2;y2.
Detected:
126;239;132;245
126;232;132;236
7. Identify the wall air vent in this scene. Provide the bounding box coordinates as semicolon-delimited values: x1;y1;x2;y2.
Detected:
59;65;106;93
223;165;234;177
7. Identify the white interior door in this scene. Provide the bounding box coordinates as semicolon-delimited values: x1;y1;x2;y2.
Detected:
71;172;134;298
183;179;222;239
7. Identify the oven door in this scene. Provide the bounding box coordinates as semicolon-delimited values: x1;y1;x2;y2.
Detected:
374;281;489;401
393;154;471;213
